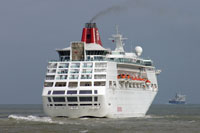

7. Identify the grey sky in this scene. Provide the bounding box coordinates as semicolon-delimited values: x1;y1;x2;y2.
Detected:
0;0;199;104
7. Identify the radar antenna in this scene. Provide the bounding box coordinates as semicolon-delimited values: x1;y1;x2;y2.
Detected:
109;25;127;52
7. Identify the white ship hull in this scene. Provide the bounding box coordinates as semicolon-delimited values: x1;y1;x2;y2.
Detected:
42;87;157;118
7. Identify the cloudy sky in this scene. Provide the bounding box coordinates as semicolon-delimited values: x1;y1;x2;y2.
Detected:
0;0;199;104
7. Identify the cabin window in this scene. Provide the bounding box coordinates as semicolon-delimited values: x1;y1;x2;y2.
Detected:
53;91;65;95
46;75;55;80
79;97;92;102
81;75;92;79
82;63;93;68
80;104;92;106
94;81;106;86
44;82;53;87
109;81;112;87
94;97;98;102
48;63;57;68
79;90;92;94
57;69;68;74
67;90;77;95
47;69;56;74
52;97;65;102
54;104;66;106
56;75;67;80
80;82;92;86
94;74;106;79
67;97;78;102
70;63;80;68
113;81;116;87
48;90;51;95
94;69;106;73
68;104;78;106
95;62;107;68
55;82;66;87
58;63;69;68
70;69;79;73
68;82;78;88
47;97;52;102
82;69;93;73
69;75;79;79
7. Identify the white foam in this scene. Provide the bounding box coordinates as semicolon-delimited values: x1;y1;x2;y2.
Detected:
141;115;164;119
8;115;64;124
80;118;89;120
79;130;89;133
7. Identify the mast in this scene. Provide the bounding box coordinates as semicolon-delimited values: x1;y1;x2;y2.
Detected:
109;25;127;52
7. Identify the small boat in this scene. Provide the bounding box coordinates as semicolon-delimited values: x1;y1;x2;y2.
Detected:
169;93;186;104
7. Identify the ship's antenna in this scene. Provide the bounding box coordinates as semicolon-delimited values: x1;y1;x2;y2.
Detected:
109;25;127;52
116;25;119;34
131;44;133;53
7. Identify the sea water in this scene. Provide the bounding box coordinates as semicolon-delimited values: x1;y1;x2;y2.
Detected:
0;104;200;133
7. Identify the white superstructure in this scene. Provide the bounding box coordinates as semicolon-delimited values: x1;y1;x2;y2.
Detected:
42;23;161;118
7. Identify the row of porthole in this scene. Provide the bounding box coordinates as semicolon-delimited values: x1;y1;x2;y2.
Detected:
47;103;101;107
44;81;106;87
47;96;98;103
47;90;98;95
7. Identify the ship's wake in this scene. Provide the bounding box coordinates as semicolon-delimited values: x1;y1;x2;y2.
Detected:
8;115;64;124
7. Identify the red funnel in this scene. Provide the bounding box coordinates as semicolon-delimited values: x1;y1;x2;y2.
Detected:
81;23;102;46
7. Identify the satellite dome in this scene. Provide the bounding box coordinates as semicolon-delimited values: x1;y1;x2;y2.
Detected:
135;46;143;56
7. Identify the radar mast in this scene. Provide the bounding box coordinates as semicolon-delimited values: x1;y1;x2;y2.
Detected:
109;25;127;52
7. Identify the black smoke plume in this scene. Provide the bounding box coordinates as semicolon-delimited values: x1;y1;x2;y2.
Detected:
89;5;125;23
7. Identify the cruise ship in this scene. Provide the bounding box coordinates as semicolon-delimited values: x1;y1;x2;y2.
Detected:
42;23;161;118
